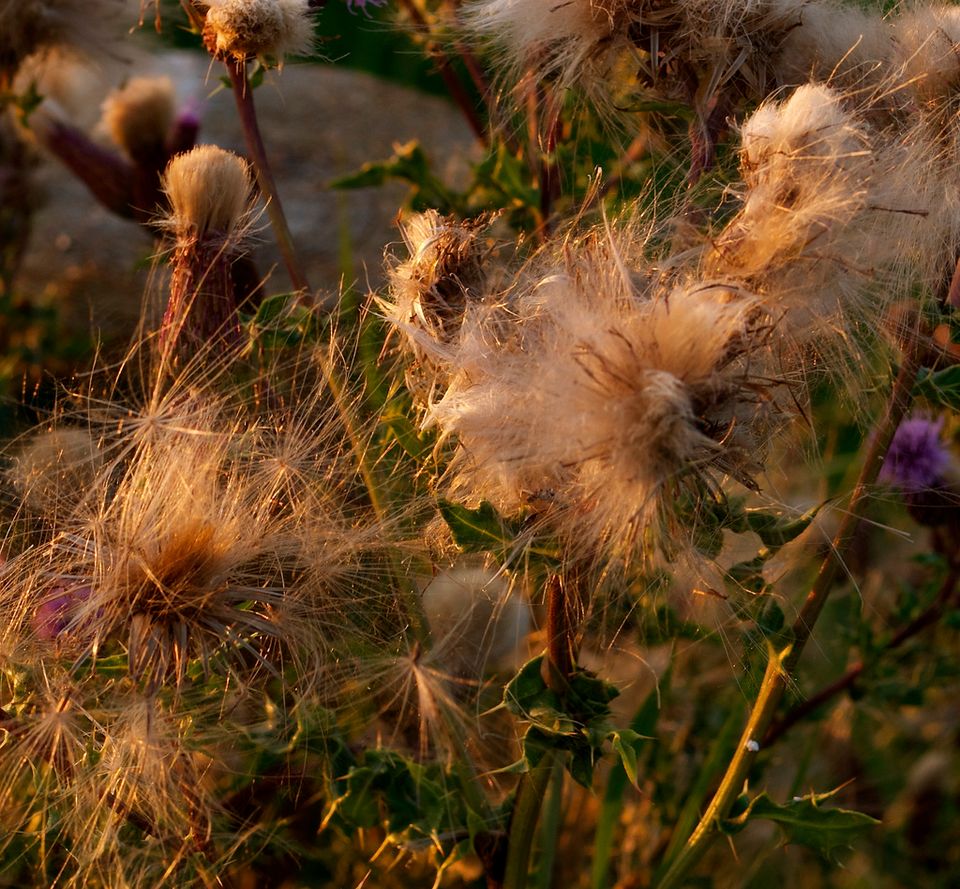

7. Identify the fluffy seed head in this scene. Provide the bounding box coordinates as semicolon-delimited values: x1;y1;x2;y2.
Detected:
710;84;935;375
162;145;254;239
431;228;786;560
100;76;176;166
893;6;960;102
421;564;530;674
204;0;314;64
384;210;493;369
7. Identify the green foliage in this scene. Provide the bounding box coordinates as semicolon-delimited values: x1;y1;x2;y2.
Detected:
502;656;648;789
438;499;560;567
915;364;960;410
721;788;880;861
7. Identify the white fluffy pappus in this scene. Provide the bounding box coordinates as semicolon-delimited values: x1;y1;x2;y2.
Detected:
203;0;315;65
774;2;895;95
431;229;787;561
710;84;934;370
460;0;618;86
893;5;960;103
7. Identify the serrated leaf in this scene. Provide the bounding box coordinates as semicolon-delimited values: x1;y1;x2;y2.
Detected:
722;788;879;860
743;503;820;548
502;656;622;788
438;500;559;565
439;499;517;555
915;364;960;410
329;140;459;213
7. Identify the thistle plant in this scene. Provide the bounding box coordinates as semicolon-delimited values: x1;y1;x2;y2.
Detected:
2;1;960;887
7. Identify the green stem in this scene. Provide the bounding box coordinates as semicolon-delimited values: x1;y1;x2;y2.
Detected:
501;572;578;888
534;757;566;889
503;753;557;889
656;354;920;889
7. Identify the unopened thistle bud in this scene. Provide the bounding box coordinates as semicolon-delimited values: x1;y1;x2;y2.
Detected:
101;77;176;169
160;145;255;358
203;0;315;65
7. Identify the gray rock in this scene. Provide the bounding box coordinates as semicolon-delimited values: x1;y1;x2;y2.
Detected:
17;47;476;346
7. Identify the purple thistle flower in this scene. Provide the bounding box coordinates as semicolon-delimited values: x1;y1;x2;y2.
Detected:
879;415;952;491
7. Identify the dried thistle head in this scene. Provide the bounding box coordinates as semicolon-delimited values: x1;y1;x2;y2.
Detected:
159;146;256;356
203;0;315;65
709;84;935;377
461;0;617;84
382;211;498;408
461;0;834;133
431;227;788;562
162;145;254;241
100;76;176;168
1;382;349;696
386;211;492;349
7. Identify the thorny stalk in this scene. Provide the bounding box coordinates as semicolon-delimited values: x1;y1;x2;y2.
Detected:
226;59;311;297
656;352;922;889
501;572;578;889
765;562;960;746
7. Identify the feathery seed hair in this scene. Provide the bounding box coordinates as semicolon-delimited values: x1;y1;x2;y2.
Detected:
203;0;315;64
430;226;788;562
708;84;935;380
163;145;254;240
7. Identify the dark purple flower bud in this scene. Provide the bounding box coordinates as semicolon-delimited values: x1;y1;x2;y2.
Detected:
879;416;951;491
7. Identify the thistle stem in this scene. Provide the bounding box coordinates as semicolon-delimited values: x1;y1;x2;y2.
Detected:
226;60;310;297
502;572;578;889
502;753;557;889
225;59;426;638
656;354;920;889
396;0;487;144
765;562;960;746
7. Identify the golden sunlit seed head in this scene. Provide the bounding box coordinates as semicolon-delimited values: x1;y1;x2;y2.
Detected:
203;0;315;64
162;145;254;240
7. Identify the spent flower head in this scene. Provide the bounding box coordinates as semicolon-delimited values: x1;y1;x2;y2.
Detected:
203;0;315;65
430;225;790;562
